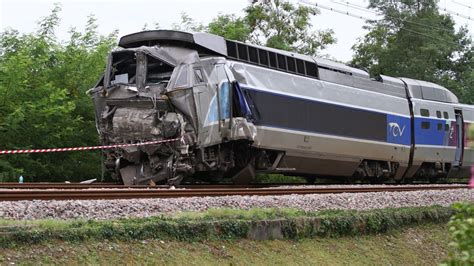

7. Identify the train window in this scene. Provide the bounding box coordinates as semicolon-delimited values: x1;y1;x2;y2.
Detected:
436;111;442;118
445;124;450;131
259;49;268;66
443;111;449;119
110;51;136;85
421;121;430;129
237;43;248;61
305;62;318;78
437;123;443;131
269;52;277;68
287;57;296;72
420;109;430;117
144;55;174;85
226;41;237;58
173;66;189;88
296;59;305;75
193;68;205;84
248;46;258;63
277;54;287;70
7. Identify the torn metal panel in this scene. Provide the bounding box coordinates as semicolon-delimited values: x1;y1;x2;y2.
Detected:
230;117;257;141
103;54;113;89
111;107;157;141
135;52;147;90
167;88;199;131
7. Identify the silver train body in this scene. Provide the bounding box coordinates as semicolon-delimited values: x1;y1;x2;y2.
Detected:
90;30;474;185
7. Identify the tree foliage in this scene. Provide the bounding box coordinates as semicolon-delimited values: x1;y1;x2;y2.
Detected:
0;4;117;182
242;0;335;55
171;13;206;32
207;14;251;42
351;0;473;102
172;0;336;55
443;202;474;265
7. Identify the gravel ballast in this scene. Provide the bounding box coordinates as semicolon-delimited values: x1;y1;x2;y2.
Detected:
0;189;473;220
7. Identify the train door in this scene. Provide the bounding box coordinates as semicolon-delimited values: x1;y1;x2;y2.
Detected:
454;110;464;166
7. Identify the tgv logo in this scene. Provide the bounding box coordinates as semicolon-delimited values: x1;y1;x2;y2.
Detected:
388;122;406;137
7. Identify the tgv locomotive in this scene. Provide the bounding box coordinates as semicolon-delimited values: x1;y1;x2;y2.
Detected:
90;30;474;185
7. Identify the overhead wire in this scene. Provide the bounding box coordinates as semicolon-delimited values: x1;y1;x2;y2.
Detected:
439;0;473;21
440;7;473;20
299;0;461;46
451;0;472;10
329;0;377;14
330;0;465;33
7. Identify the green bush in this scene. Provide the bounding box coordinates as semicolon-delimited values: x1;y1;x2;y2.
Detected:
0;206;455;248
444;202;474;265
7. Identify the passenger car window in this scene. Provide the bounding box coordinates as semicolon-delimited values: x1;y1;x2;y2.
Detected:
421;121;430;129
437;123;443;131
443;112;449;119
420;109;430;117
436;111;442;118
445;124;450;131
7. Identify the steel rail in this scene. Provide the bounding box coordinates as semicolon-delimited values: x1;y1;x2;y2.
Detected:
0;185;467;201
0;183;300;189
0;182;467;190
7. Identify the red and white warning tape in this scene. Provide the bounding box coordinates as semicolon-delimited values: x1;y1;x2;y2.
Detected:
0;138;181;154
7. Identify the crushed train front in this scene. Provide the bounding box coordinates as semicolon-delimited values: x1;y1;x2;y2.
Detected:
90;35;257;185
90;45;198;185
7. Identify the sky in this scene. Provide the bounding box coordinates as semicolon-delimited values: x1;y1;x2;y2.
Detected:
1;0;473;62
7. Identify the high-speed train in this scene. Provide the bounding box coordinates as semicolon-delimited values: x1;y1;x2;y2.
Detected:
89;30;474;185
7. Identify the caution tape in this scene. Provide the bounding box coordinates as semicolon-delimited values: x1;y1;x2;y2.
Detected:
0;138;181;154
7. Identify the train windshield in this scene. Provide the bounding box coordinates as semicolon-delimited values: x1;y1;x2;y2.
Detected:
108;49;175;89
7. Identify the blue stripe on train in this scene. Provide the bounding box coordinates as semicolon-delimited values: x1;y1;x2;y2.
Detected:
239;86;453;147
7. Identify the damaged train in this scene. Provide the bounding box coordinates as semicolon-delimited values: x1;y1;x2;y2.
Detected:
89;30;474;185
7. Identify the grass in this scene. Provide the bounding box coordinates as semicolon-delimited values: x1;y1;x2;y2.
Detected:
0;223;451;265
255;173;308;183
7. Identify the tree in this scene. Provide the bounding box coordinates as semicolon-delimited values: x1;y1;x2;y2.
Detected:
170;1;336;55
0;4;117;182
172;12;206;32
443;202;474;265
351;0;473;102
207;14;251;42
242;0;335;55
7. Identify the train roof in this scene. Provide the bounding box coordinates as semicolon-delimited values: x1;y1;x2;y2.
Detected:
119;30;227;55
401;78;458;103
118;30;458;103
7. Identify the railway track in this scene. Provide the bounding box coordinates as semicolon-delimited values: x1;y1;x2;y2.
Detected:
0;181;467;190
0;182;304;189
0;184;468;201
